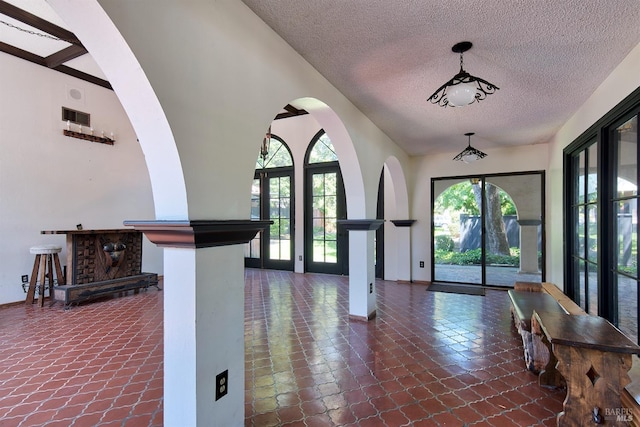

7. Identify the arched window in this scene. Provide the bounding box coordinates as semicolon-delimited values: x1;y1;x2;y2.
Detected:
245;134;294;271
304;130;347;275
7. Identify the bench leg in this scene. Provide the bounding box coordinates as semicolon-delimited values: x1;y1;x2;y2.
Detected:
532;315;565;388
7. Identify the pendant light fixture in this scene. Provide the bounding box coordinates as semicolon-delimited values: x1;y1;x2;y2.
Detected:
428;41;499;107
260;126;271;167
453;133;487;163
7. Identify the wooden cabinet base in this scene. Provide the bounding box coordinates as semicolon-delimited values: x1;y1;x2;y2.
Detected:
53;273;159;308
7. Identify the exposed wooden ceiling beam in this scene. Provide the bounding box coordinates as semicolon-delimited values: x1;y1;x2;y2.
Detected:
45;44;88;68
0;1;110;89
274;104;309;120
0;0;82;46
0;40;46;66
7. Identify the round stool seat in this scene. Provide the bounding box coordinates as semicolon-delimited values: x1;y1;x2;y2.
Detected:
30;245;62;255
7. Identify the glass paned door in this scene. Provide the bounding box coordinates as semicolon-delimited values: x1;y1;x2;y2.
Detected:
245;171;294;271
306;167;347;274
269;175;292;262
485;174;543;286
432;172;544;287
614;115;639;341
432;178;482;285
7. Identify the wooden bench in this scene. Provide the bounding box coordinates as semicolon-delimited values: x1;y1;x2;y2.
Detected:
533;310;640;426
508;282;586;383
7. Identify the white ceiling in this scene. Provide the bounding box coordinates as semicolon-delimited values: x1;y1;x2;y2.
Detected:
3;1;640;157
240;0;640;156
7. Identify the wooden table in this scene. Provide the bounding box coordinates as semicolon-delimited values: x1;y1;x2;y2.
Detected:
42;229;158;307
532;310;640;426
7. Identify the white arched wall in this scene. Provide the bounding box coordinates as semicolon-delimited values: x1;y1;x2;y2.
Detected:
48;1;412;426
383;156;412;281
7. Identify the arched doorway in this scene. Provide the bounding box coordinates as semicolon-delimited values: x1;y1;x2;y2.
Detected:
304;130;348;275
245;133;295;271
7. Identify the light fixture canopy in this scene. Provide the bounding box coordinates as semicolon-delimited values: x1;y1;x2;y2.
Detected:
428;41;499;108
453;132;487;163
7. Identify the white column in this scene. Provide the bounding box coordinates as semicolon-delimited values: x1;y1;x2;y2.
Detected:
348;230;376;319
164;245;245;426
518;219;541;274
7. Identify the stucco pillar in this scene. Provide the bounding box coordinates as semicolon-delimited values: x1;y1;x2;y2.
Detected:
391;220;415;282
340;220;383;320
518;219;541;274
125;220;270;426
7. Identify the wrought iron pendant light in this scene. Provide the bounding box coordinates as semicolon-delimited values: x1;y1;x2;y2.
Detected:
453;133;487;163
428;41;499;108
260;126;271;166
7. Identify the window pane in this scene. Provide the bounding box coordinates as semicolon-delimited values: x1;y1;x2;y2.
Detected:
325;195;337;218
576;151;585;204
325;241;337;263
251;178;260;220
313;219;324;240
270;178;279;195
309;133;338;163
313;195;325;212
280;176;291;197
575;258;586;311
587;143;598;202
576;205;585;257
617;201;636;276
325;219;337;240
587;262;598;316
324;173;337;196
313;240;325;262
617;274;638;343
587;205;597;262
258;137;293;169
616;116;637;198
313;175;324;195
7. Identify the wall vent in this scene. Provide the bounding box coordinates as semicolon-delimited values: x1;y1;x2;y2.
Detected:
62;107;90;126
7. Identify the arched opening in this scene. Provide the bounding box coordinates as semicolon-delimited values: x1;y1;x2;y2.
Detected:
304;130;348;275
245;134;295;271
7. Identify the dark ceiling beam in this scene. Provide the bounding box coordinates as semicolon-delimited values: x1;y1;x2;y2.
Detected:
53;65;112;90
0;0;82;45
0;40;46;66
45;44;88;68
0;2;110;90
274;104;309;120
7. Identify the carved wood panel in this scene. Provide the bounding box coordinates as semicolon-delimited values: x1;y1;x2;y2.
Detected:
72;231;142;284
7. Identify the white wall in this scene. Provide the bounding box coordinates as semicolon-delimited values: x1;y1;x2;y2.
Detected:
0;53;162;305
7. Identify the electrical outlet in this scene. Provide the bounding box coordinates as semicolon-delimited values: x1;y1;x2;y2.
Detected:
21;275;28;283
299;255;302;261
215;370;228;401
419;261;424;268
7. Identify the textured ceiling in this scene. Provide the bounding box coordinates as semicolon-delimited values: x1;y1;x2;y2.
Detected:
241;0;640;156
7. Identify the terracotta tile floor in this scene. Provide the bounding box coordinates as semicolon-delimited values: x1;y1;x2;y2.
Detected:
244;270;565;426
0;270;565;427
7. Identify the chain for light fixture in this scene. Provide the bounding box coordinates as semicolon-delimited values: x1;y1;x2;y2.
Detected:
0;20;80;45
428;42;499;108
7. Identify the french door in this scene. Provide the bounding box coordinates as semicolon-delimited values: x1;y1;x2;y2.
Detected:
305;165;348;275
245;169;294;270
432;172;544;287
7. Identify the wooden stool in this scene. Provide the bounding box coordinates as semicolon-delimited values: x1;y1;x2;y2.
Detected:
25;245;65;307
